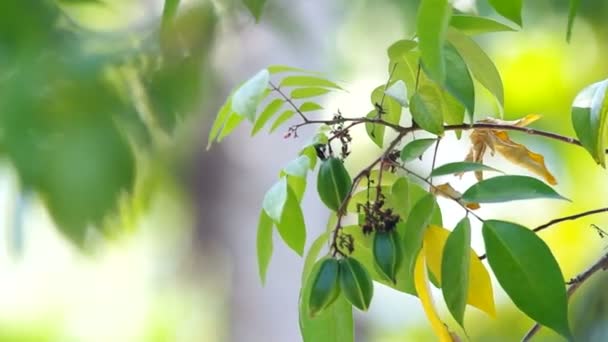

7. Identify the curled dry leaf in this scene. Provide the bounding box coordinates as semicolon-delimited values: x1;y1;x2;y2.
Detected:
432;183;480;210
462;114;557;185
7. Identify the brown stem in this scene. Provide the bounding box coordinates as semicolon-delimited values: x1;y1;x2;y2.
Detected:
269;81;309;122
521;252;608;341
479;207;608;260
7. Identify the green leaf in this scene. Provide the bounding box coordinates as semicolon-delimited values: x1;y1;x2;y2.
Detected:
307;257;341;317
461;175;569;203
207;97;233;150
282;155;311;178
262;178;288;222
366;81;404;148
441;217;471;327
162;0;180;23
417;0;452;83
430;162;501;177
387;177;410;219
450;15;516;35
390;50;420;96
444;43;475;120
339;257;374;311
241;0;266;21
387;39;418;61
217;112;245;142
571;79;608;167
252;99;284;135
410;88;445;135
257;210;274;285
280;76;342;90
302;232;330;284
483;220;571;338
269;110;295;133
400;138;437;162
402;194;437;279
300;102;324;112
291;87;332;99
317;157;352;211
232;69;270;122
447;28;504;106
567;0;580;42
277;186;307;255
268;65;317;74
488;0;522;26
373;231;402;284
299;294;353;342
385;80;408;107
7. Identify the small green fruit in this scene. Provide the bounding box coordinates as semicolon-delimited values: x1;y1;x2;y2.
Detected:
308;257;341;317
339;257;374;311
317;157;352;211
373;230;402;284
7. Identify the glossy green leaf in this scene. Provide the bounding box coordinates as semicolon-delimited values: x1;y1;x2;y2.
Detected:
571;79;608;166
257;210;274;285
277;186;307;255
339;258;374;311
252;99;283;135
373;231;402;284
400;138;437;162
241;0;266;21
307;257;341;317
444;43;475;119
262;178;288;222
385;80;408;107
417;0;452;83
450;15;516;35
291;87;332;99
483;220;571;338
232;69;269;122
269;110;295;133
461;175;568;203
280;76;342;90
430;161;501;177
567;0;580;42
317;158;352;211
402;193;437;279
447;28;504;106
300;102;324;112
441;217;471;327
410;88;445;135
488;0;522;26
207;98;233;150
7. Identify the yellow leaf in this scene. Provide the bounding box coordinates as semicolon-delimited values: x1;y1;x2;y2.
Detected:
423;225;496;317
414;250;453;342
480;113;542;127
432;183;480;210
490;131;557;185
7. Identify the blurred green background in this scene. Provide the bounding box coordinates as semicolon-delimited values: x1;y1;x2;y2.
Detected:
1;0;608;341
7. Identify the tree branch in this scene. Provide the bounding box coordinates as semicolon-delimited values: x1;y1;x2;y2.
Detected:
269;81;309;122
521;251;608;341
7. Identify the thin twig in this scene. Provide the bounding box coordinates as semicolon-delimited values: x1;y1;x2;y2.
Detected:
521;252;608;341
479;207;608;260
269;81;309;122
429;137;441;185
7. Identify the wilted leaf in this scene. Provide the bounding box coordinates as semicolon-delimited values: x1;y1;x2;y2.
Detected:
431;183;480;210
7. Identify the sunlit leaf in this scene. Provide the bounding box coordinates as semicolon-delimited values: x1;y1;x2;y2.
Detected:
269;110;295;132
417;0;452;83
414;250;453;341
488;0;522;26
440;218;470;326
217;112;245;142
366;85;402;147
262;178;288;222
483;220;571;338
291;87;332;99
366;110;385;148
280;75;342;90
232;69;270;122
257;210;274;284
300;102;324;112
447;28;504;106
207;97;233;149
302;232;329;284
276;186;306;255
387;39;417;61
449;15;516;35
299;294;354;342
401;138;437;162
571;79;608;167
252;99;284;135
462;175;568;203
385;80;408;107
268;65;318;74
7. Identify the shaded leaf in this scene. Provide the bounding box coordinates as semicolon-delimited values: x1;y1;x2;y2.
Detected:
450;15;516;35
241;0;266;22
402;194;437;279
444;43;475;120
401;138;437;162
410;87;445;135
417;0;452;83
257;210;274;285
483;220;571;338
339;257;374;311
365;110;385;148
441;218;471;326
317;158;352;211
447;28;504;106
567;0;580;42
571;79;608;167
462;175;567;203
307;257;341;317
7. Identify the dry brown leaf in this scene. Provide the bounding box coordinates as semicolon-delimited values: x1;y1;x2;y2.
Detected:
461;114;557;185
432;183;480;210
